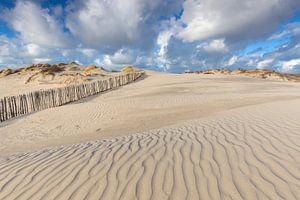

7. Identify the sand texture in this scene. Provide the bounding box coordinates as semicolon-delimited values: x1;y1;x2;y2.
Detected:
0;71;300;199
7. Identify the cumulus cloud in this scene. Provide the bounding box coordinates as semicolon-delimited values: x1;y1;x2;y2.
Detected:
110;49;136;64
79;49;98;58
25;44;45;57
0;35;18;57
102;56;113;67
282;59;300;72
227;56;238;66
66;0;182;52
0;0;300;73
33;58;52;64
257;59;274;68
92;49;137;69
66;0;142;51
3;1;72;48
156;31;173;68
203;39;228;53
176;0;300;43
156;0;300;72
0;35;93;68
236;21;300;72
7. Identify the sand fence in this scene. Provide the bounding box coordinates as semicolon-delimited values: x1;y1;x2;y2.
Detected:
0;72;144;122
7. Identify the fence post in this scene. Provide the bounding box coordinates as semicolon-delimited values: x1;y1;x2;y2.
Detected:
0;72;143;122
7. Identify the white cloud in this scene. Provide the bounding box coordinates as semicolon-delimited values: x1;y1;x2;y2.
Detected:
94;58;102;66
5;1;71;48
176;0;300;42
246;59;256;67
103;55;113;67
156;31;173;67
155;17;183;68
66;0;145;51
65;0;183;52
157;31;173;58
203;39;228;53
62;50;70;57
269;22;300;41
109;49;136;64
91;49;138;69
1;0;300;73
0;36;17;57
257;59;274;68
227;56;238;66
80;48;97;58
26;44;45;57
33;58;52;63
282;59;300;72
74;60;83;65
0;35;68;68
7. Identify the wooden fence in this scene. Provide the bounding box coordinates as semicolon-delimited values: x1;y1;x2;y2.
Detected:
0;72;144;122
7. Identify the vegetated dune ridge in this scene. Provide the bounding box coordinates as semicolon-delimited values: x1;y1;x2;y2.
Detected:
0;62;110;85
0;99;299;200
186;68;300;82
0;63;139;98
0;71;300;199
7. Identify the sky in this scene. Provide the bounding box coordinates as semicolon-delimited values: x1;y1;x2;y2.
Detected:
0;0;300;73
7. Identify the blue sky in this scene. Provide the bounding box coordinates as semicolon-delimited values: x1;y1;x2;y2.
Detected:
0;0;300;73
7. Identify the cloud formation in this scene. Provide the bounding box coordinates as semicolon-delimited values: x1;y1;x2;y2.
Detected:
282;59;300;71
0;0;299;73
65;0;182;52
4;1;72;48
177;0;300;42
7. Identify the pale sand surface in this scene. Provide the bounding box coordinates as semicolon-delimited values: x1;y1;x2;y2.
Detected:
0;71;300;199
0;74;65;98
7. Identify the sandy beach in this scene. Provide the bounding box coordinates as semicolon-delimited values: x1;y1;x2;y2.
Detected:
0;71;300;199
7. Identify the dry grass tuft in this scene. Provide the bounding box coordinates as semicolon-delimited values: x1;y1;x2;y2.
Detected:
122;66;139;73
81;65;107;76
0;68;14;77
186;68;300;82
25;64;65;84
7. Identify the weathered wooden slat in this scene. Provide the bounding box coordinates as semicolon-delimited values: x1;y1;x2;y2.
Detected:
0;72;144;122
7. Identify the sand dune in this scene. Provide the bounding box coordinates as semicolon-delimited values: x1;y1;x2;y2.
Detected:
1;72;300;155
0;64;138;99
0;99;300;199
0;71;300;199
187;69;300;82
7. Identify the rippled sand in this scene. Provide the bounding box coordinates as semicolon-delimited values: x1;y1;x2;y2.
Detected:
0;71;299;199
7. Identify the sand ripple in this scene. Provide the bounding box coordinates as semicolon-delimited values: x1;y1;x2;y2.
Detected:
0;105;299;200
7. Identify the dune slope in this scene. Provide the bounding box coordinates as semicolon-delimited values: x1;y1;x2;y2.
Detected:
1;72;300;155
0;99;299;200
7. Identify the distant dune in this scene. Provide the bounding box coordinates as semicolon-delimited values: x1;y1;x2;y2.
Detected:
186;69;300;82
0;70;299;199
0;62;112;84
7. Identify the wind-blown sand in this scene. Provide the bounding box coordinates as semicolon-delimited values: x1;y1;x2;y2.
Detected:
0;71;300;199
